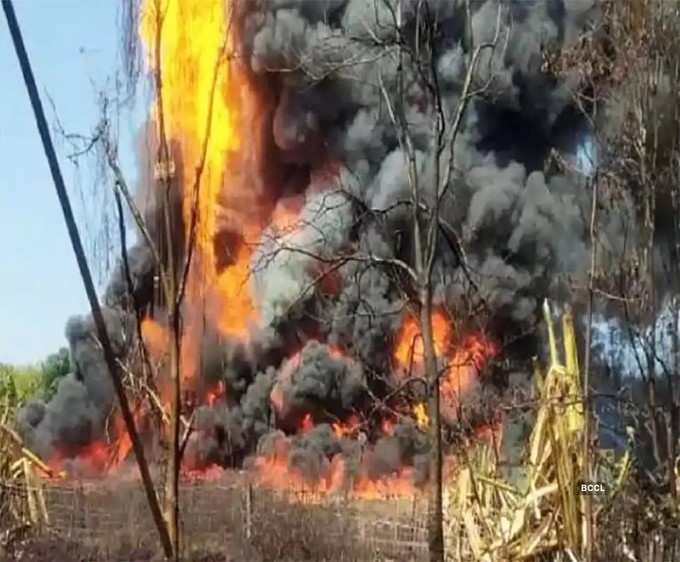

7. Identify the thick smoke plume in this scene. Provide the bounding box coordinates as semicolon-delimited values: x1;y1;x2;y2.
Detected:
20;0;607;487
17;311;127;472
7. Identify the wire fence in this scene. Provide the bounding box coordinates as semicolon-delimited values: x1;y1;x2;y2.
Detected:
4;477;680;561
0;476;430;560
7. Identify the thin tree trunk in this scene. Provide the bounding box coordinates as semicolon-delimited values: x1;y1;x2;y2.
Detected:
582;171;598;562
1;1;173;557
159;123;180;560
150;1;181;556
421;289;444;562
165;307;181;560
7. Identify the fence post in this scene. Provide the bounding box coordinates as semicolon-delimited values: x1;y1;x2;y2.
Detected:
245;483;253;540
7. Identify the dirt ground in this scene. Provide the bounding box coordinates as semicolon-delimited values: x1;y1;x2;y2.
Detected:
0;472;427;562
2;534;229;562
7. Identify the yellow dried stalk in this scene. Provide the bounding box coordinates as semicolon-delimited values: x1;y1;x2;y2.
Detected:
444;302;620;561
543;300;559;367
0;410;49;529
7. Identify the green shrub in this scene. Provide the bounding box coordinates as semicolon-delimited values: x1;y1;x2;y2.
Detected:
0;363;47;411
40;347;70;400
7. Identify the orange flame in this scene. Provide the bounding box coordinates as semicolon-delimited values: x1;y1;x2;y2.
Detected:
215;244;257;338
47;441;109;477
332;415;360;439
109;405;149;468
270;352;302;415
440;334;497;416
299;413;315;433
252;444;419;500
393;310;451;368
352;467;418;500
183;464;225;481
413;403;429;429
141;317;168;362
393;310;497;419
140;0;258;373
381;417;396;436
205;380;226;407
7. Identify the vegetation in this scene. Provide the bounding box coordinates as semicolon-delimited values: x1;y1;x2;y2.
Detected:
39;348;70;400
0;347;70;410
5;0;680;561
0;364;44;408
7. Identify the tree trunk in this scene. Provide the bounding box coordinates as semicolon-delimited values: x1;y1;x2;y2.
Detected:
421;290;444;562
1;2;174;557
153;1;180;554
164;312;181;560
160;172;180;558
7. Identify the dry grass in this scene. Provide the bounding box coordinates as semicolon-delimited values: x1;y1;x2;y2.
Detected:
1;475;430;561
4;305;680;561
442;303;680;561
443;304;592;560
1;400;52;558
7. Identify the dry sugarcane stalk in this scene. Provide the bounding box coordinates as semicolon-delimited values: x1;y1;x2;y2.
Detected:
444;302;624;561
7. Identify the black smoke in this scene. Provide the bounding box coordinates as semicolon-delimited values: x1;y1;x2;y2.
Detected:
19;0;608;486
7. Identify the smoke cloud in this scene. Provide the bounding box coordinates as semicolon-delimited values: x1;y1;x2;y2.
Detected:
19;0;611;488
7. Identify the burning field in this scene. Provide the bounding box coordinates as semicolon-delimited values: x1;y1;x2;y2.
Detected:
13;0;603;506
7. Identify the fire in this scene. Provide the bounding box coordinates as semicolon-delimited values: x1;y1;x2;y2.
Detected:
270;352;302;415
393;310;451;368
112;431;133;468
299;413;315;433
270;386;284;416
352;467;418;500
110;408;145;468
381;417;395;436
474;421;503;443
47;441;109;476
205;380;226;407
252;444;419;500
141;317;168;361
140;0;258;360
44;406;150;477
413;403;429;429
215;244;257;338
253;454;319;493
141;315;203;391
332;415;360;438
29;1;512;496
327;345;345;360
183;464;224;482
441;334;497;407
393;310;497;420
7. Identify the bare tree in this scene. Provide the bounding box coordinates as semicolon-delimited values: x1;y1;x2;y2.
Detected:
52;1;235;557
251;2;503;560
553;0;680;537
376;5;501;561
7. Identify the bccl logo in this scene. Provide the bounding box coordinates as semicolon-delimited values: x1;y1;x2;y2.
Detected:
577;481;607;495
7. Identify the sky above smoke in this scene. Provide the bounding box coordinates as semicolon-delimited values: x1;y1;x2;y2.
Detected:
0;2;142;364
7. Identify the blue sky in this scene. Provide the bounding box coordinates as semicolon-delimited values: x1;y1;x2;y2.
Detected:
1;2;143;365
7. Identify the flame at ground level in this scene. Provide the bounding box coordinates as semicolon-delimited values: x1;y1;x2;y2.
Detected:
251;449;420;501
247;418;503;501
